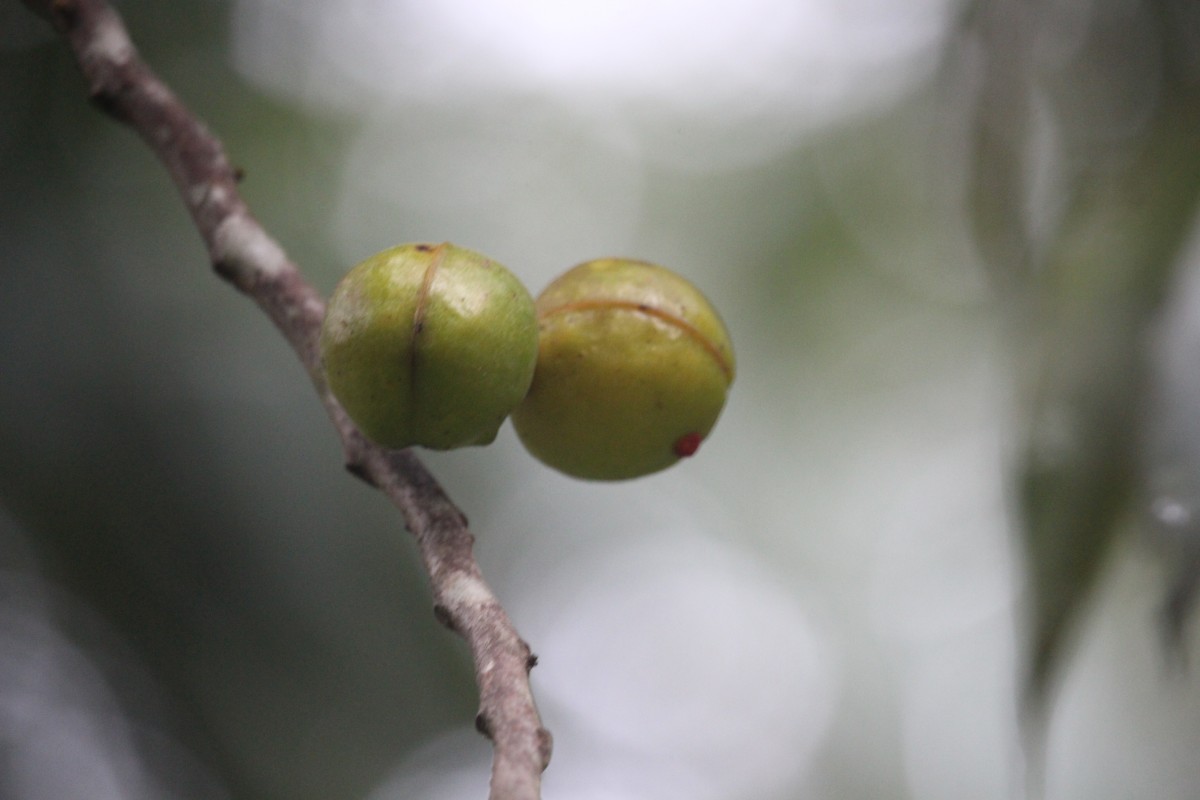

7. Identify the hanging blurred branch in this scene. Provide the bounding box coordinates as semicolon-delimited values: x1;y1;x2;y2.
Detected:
959;0;1200;709
17;0;551;797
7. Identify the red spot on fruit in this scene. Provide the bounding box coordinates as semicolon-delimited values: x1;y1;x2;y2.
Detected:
674;432;703;457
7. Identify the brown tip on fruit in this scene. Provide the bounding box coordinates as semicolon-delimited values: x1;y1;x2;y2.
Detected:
674;432;703;457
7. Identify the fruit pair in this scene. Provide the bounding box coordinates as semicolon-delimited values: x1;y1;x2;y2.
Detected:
319;243;734;480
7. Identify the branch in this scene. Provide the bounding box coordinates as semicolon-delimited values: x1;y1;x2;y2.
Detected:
19;1;552;796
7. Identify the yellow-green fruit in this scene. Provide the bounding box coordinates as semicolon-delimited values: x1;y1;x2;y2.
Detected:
512;258;735;480
320;242;538;450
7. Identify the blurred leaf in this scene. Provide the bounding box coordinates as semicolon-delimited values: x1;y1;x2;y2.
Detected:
963;0;1200;708
959;0;1035;292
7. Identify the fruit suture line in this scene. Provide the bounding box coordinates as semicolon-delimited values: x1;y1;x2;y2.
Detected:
409;242;445;426
537;298;736;381
19;2;551;799
411;242;444;339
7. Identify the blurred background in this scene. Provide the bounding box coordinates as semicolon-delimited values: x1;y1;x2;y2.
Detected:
2;0;1200;798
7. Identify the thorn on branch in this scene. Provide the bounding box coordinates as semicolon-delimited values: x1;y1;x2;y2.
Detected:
89;86;121;116
84;64;140;125
537;728;554;767
475;712;493;740
344;460;378;488
432;603;457;631
212;257;238;283
50;0;79;26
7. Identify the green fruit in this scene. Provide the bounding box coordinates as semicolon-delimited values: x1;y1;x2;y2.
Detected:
512;258;735;480
320;242;538;450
